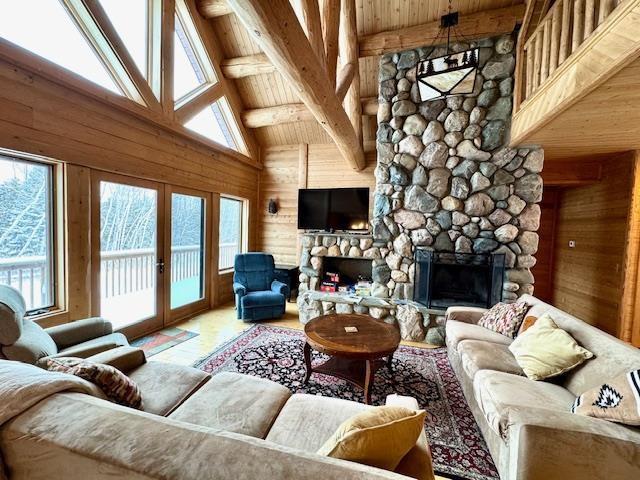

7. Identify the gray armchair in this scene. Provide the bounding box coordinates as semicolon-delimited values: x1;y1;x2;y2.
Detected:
0;285;129;364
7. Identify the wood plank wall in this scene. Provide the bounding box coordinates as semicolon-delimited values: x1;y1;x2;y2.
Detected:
0;58;260;325
258;143;375;264
552;152;635;336
531;187;559;303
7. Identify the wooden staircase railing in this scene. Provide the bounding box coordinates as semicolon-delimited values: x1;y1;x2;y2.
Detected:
514;0;624;110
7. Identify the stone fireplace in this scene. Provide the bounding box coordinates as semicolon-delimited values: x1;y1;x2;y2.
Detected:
297;33;543;342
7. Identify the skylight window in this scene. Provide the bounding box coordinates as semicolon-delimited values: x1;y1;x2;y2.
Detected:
98;0;148;78
184;99;238;150
173;14;207;101
0;0;121;95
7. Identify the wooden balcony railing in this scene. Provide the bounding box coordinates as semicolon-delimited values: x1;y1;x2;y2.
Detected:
515;0;625;110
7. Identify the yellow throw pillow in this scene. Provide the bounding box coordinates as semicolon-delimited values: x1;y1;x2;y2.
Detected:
509;313;593;381
317;406;426;471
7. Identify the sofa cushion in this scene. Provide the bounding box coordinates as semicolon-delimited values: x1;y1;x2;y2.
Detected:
241;291;285;309
0;285;25;345
446;320;513;351
169;371;291;438
317;406;426;471
127;361;209;416
472;370;576;437
1;320;57;364
457;340;524;378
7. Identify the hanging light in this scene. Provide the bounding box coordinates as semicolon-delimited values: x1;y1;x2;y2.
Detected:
416;10;479;102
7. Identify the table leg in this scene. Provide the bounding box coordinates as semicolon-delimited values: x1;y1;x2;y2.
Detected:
364;360;373;405
387;352;394;373
303;342;312;384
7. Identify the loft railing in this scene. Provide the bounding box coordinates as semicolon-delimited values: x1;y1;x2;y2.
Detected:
1;243;239;308
515;0;624;110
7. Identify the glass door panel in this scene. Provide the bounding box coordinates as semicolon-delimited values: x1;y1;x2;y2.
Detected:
97;180;161;331
170;192;205;309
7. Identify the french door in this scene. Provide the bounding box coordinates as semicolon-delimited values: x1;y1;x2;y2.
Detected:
91;172;211;338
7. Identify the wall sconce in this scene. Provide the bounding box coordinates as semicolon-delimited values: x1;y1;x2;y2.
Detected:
268;198;278;215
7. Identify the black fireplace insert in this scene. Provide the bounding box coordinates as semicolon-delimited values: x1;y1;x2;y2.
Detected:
413;249;505;309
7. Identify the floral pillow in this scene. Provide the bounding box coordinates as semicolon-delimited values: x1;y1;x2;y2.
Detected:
478;302;529;338
44;357;143;410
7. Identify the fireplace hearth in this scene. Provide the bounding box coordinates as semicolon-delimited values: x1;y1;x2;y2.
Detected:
414;250;505;310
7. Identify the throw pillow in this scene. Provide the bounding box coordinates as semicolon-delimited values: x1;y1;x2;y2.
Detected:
44;357;143;410
478;302;529;338
509;314;593;381
572;370;640;426
318;406;426;471
517;315;538;335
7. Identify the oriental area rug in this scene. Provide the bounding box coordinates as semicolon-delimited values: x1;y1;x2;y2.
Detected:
194;324;498;480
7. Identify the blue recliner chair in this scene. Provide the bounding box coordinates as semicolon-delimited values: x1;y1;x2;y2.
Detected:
233;253;289;322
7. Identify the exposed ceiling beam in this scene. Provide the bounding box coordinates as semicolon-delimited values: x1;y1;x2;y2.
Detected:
220;53;276;78
174;82;224;123
197;0;233;18
339;0;362;145
298;0;325;70
335;62;356;102
242;97;377;128
358;4;526;57
321;0;340;87
226;0;364;170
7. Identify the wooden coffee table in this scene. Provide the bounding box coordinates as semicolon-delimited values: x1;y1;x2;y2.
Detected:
303;313;401;404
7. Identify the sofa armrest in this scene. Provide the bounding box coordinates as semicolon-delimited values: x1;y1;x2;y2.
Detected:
85;346;146;373
444;306;488;324
506;407;640;480
233;282;247;296
45;342;122;360
271;279;289;297
45;317;113;349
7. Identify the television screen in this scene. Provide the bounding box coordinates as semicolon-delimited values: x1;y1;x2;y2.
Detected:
298;188;369;231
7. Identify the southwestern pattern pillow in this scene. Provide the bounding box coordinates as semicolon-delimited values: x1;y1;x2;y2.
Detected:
44;357;143;410
478;302;529;338
572;369;640;426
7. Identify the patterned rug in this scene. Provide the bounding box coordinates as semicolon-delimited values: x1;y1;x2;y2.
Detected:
194;324;498;480
132;327;198;356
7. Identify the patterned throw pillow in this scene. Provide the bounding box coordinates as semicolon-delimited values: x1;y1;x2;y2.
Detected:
478;302;529;338
44;357;143;410
572;370;640;426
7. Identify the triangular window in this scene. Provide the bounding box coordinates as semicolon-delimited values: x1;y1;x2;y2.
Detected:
98;0;148;78
184;98;238;150
0;0;122;95
173;13;214;102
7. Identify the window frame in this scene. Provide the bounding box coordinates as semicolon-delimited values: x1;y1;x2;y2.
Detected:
0;149;63;316
218;194;248;273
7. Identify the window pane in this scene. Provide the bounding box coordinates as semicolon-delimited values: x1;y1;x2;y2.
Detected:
184;100;238;149
0;157;54;311
219;197;242;271
173;15;205;101
171;193;204;309
0;0;121;94
99;182;157;329
98;0;148;78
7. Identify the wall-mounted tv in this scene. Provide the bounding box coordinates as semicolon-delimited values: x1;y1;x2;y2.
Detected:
298;188;369;232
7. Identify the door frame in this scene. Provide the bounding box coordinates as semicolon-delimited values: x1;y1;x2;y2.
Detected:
90;170;166;339
163;185;212;324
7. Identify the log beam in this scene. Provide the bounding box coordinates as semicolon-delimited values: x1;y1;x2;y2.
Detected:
339;0;362;145
226;0;364;170
358;4;526;57
197;0;232;18
299;0;325;70
321;0;340;86
242;96;377;128
335;62;356;101
220;53;276;78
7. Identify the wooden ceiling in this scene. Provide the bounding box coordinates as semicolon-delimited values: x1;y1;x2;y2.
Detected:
203;0;525;148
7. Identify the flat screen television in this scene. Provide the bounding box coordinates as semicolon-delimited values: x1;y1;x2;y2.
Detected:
298;188;369;232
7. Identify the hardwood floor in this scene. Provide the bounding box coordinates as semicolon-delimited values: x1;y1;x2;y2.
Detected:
152;301;437;366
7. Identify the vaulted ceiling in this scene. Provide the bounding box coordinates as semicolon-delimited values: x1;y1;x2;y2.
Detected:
200;0;525;148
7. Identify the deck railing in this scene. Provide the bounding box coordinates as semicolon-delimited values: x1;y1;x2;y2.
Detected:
515;0;624;109
1;243;240;307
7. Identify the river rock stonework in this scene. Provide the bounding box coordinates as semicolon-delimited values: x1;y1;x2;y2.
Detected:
373;34;543;302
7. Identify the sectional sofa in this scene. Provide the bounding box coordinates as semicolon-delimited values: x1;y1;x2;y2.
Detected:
445;294;640;480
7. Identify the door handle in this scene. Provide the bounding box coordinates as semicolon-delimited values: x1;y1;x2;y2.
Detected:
156;259;165;274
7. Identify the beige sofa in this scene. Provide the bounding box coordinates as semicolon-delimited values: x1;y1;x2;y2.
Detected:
445;294;640;480
0;347;433;480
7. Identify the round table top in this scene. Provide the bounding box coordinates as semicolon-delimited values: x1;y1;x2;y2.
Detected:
304;313;401;359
